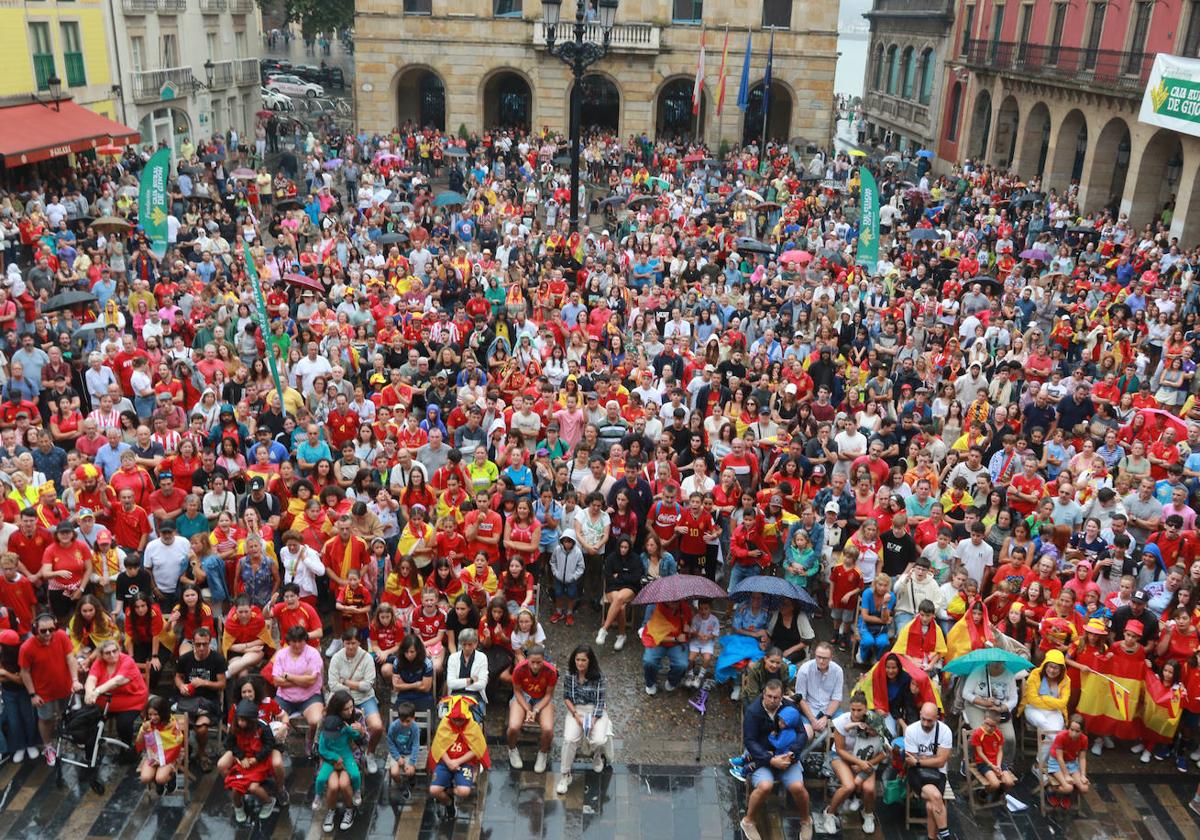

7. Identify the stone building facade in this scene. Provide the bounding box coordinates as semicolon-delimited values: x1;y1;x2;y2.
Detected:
353;0;838;147
860;0;954;154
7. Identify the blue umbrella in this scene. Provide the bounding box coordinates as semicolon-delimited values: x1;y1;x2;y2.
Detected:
433;191;466;207
443;147;467;158
942;647;1033;676
907;228;940;241
729;574;818;611
916;149;934;158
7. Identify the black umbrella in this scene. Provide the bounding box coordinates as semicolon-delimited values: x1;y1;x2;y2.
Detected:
599;195;627;209
200;152;225;163
43;290;97;312
1010;192;1045;208
734;237;774;255
276;198;304;211
552;154;571;167
72;322;107;340
974;277;1005;296
1067;225;1097;235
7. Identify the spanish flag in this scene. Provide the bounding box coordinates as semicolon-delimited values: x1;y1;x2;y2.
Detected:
220;605;275;657
944;602;995;662
1140;670;1184;747
892;617;948;662
852;652;942;716
568;231;585;264
1076;645;1145;740
640;601;693;647
430;695;490;770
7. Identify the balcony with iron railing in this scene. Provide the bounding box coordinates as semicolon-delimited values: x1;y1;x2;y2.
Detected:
132;66;195;102
208;59;234;89
199;0;227;11
158;0;187;11
961;38;1152;96
120;0;159;12
234;57;259;85
531;19;661;53
229;0;254;12
864;90;931;131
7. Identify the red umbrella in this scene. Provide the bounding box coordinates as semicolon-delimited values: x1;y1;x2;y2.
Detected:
283;273;323;294
683;152;705;163
95;144;123;156
1139;407;1189;441
779;249;812;266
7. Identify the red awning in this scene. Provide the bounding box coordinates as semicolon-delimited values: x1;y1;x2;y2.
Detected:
0;100;139;166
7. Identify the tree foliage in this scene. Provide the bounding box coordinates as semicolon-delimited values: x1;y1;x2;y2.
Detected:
262;0;354;39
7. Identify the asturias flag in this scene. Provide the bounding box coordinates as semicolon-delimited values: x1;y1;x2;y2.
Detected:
137;147;171;259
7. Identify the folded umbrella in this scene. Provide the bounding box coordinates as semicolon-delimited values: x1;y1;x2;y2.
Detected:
632;574;727;606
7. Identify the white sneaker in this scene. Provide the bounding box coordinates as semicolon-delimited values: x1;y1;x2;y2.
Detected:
234;805;248;824
1190;747;1200;762
509;747;524;769
799;817;814;840
534;752;548;773
365;753;378;774
12;750;23;764
731;685;741;701
1104;736;1115;748
593;753;604;773
260;797;276;819
848;796;861;812
595;627;608;645
1140;750;1152;763
740;817;763;840
352;790;362;807
24;747;38;761
645;684;657;696
322;809;336;833
817;811;838;834
862;812;877;834
1131;743;1145;754
1091;741;1103;756
613;634;626;651
664;680;679;692
555;774;572;795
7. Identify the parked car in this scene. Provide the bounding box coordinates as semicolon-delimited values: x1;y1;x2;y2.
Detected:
260;87;293;110
265;74;324;98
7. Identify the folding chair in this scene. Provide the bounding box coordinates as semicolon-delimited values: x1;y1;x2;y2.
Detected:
959;726;1003;816
905;774;955;830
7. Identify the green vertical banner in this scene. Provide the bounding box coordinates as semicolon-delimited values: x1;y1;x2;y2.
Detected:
857;166;880;273
137;148;171;259
243;242;286;411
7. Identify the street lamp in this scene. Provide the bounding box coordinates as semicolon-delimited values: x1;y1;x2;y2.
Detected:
543;0;619;232
32;75;63;111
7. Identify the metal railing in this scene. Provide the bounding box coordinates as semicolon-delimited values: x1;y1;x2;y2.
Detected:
961;38;1152;93
199;0;227;11
120;0;159;12
131;66;195;102
229;0;254;12
234;57;260;85
531;19;660;52
864;91;931;129
209;59;234;89
158;0;187;11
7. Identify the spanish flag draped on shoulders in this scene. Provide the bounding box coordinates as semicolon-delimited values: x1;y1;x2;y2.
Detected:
891;614;948;664
641;600;693;647
429;695;490;771
852;652;942;716
944;599;995;662
1075;631;1146;740
221;604;275;657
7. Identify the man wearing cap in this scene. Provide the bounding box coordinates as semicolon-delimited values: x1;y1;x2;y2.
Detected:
143;519;192;610
1110;589;1160;650
239;476;282;531
147;471;187;530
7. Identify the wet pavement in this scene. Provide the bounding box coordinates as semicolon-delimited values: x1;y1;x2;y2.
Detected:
1;609;1198;837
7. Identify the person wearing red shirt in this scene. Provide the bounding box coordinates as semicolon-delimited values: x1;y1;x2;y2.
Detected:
41;522;93;620
108;452;155;509
146;471;187;529
19;616;81;755
648;483;684;554
719;439;760;491
110;488;153;555
0;553;37;634
675;492;718;575
1147;431;1181;481
505;647;558;770
326;394;361;450
321;516;370;588
270;584;323;647
969;712;1017;797
84;641;149;748
463;491;504;566
850;445;890;490
1023;555;1064;602
8;509;52;578
1007;458;1044;518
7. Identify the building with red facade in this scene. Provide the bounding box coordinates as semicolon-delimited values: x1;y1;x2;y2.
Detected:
938;0;1200;241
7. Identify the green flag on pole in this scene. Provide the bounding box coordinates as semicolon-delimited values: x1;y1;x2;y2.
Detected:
856;167;880;274
243;242;286;411
137;148;170;259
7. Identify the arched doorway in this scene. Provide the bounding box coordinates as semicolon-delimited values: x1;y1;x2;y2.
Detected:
1016;102;1051;179
991;95;1019;170
743;82;793;144
1048;109;1087;191
1129;130;1183;228
1083;117;1130;215
483;71;532;130
137;107;192;163
395;67;445;131
966;89;992;161
656;77;705;141
575;74;620;134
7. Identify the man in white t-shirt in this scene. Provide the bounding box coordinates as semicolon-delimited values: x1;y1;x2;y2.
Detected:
291;342;333;393
832;417;867;480
142;520;192;609
904;702;952;840
954;522;994;585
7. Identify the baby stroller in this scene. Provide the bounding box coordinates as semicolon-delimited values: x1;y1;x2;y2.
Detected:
55;693;129;795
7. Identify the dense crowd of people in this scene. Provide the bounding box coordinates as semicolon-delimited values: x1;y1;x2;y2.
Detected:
0;113;1199;838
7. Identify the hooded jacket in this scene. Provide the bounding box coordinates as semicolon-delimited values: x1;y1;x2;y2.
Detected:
549;530;585;584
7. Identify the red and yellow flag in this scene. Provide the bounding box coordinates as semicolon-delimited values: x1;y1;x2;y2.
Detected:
716;27;730;115
944;602;994;662
1140;670;1184;747
1076;646;1145;740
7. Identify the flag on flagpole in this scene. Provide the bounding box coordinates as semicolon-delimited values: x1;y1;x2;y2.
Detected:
693;26;707;115
736;30;753;111
716;27;730;115
762;28;775;123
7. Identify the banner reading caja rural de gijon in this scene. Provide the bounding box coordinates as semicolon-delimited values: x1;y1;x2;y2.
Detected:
1140;53;1200;138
